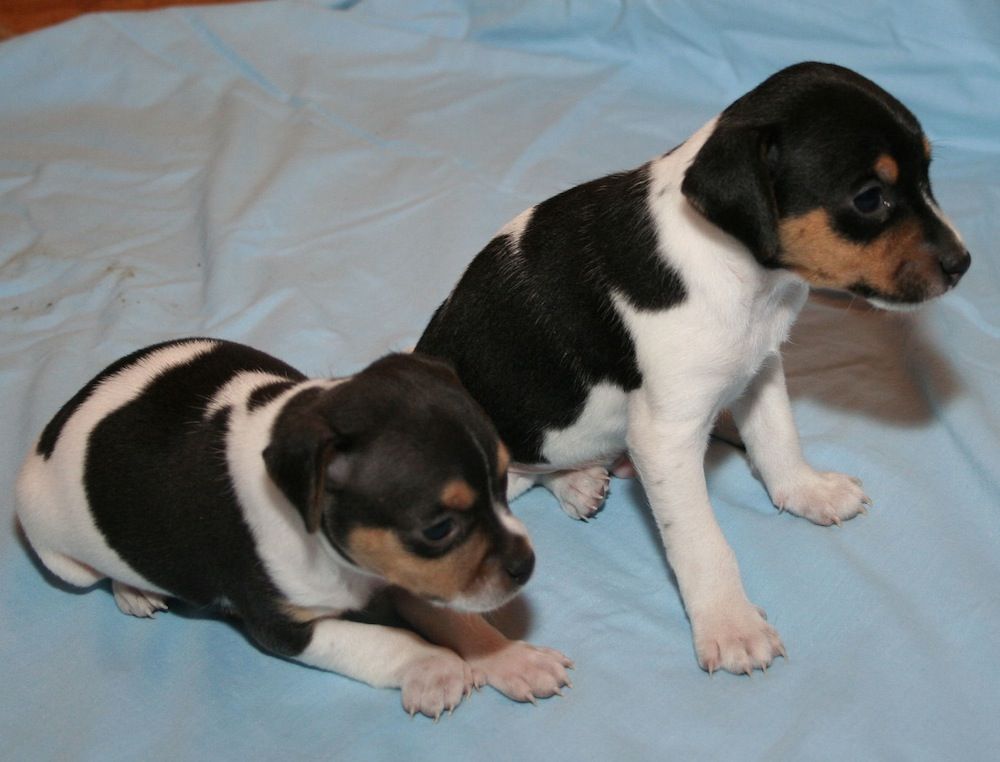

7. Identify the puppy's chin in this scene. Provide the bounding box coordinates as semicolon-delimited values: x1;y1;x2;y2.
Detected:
845;270;957;312
855;279;952;312
440;582;522;614
861;296;925;313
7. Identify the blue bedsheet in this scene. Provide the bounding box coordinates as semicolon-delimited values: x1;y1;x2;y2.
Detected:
2;1;998;759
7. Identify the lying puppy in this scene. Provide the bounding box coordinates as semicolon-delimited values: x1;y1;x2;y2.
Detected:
16;338;571;718
416;62;971;675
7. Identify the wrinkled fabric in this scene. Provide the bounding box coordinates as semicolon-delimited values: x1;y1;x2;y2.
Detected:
1;1;998;759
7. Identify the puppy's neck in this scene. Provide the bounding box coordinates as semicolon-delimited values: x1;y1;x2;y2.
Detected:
648;117;807;313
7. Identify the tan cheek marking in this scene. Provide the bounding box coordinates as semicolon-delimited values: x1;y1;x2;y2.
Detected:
346;527;490;600
874;154;899;184
778;209;931;293
440;479;477;511
923;135;932;159
497;442;510;474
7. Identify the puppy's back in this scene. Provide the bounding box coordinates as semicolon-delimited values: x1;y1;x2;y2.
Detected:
16;338;304;601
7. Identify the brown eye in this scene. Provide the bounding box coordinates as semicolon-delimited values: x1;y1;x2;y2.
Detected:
853;185;887;215
421;518;456;543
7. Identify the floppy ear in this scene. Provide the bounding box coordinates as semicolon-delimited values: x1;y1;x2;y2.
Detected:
681;122;780;266
263;420;336;533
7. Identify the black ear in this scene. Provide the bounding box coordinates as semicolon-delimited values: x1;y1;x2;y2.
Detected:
263;402;343;533
681;122;780;266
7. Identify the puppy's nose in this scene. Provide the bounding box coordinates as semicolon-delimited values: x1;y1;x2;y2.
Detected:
504;551;535;586
940;249;971;285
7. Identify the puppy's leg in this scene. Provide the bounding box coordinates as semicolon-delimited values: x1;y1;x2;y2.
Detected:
628;390;784;675
730;354;871;525
33;549;104;588
247;612;474;719
393;591;573;703
506;470;539;502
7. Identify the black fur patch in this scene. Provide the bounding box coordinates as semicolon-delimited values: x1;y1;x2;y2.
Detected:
84;343;299;603
81;340;316;655
248;380;300;411
37;339;211;459
417;165;685;462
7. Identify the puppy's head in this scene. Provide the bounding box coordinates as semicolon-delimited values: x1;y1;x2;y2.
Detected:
682;62;970;308
263;353;531;613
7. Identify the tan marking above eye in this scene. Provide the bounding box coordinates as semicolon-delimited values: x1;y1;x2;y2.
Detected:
778;209;934;295
440;479;477;511
345;526;490;600
874;154;899;184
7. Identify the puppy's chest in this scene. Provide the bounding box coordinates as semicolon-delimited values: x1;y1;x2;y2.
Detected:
625;270;807;402
725;277;806;375
539;277;805;467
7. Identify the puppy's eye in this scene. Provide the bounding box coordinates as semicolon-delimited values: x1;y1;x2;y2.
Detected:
421;518;456;543
853;185;887;215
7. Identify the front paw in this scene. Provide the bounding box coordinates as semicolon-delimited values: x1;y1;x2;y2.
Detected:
691;602;785;675
770;469;871;526
400;650;474;719
469;642;574;703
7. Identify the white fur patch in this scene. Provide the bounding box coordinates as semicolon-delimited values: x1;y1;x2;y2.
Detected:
203;370;295;419
540;381;628;468
499;207;535;242
496;503;529;538
923;189;966;246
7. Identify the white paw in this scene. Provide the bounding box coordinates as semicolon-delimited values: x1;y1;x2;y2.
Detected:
543;466;610;520
691;601;785;675
469;642;573;703
112;580;168;618
400;650;474;720
770;469;871;526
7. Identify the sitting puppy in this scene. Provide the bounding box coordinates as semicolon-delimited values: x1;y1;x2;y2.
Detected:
16;338;571;718
416;62;971;675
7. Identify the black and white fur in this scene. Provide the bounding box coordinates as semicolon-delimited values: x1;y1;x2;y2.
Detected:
16;338;571;718
417;63;971;674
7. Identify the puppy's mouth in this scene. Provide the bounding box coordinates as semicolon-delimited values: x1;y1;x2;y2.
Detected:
447;546;535;613
847;250;971;311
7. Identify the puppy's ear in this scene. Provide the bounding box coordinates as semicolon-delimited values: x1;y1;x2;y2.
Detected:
681;123;780;266
263;400;350;533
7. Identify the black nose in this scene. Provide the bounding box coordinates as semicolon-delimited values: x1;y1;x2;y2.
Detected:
941;249;971;284
505;552;535;586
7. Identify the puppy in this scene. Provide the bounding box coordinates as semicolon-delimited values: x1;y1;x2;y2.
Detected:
416;62;971;675
16;338;572;718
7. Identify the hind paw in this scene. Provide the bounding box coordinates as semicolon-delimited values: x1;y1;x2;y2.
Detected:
542;466;610;520
112;580;168;618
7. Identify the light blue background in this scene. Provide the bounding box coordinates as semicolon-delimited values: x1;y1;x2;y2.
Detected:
1;1;998;759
